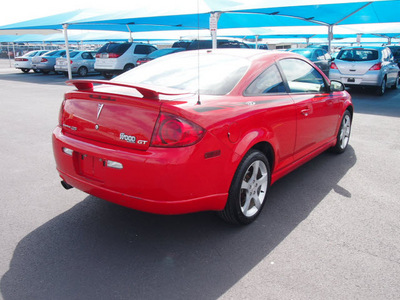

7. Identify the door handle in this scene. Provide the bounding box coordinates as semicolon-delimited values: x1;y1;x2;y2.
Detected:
301;109;310;116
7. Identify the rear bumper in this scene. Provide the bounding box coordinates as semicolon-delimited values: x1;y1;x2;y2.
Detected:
52;126;231;215
329;70;383;87
94;68;123;75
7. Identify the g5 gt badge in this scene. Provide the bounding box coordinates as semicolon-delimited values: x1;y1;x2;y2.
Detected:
120;133;148;145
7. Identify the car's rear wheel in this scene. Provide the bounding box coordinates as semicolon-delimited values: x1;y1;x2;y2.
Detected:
376;78;386;96
78;66;88;77
41;70;50;75
123;64;134;72
21;68;30;73
33;69;40;73
332;110;352;154
218;150;270;225
391;74;399;89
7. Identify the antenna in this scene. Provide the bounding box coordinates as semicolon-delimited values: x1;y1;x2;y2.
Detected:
196;0;201;105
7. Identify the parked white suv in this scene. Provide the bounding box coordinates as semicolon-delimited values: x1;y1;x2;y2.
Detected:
95;42;157;79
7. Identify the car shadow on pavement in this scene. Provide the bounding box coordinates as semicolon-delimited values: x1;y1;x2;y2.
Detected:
0;72;102;86
1;147;356;300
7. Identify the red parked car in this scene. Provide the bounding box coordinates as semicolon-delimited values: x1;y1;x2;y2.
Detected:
53;49;353;224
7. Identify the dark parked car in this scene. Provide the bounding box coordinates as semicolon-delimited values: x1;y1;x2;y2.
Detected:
388;45;400;67
289;48;332;76
186;39;250;50
136;48;185;65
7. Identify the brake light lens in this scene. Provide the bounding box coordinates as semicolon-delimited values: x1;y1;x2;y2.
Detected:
369;63;382;71
15;58;28;61
41;58;48;62
330;62;338;69
107;53;121;58
95;53;121;58
151;112;205;147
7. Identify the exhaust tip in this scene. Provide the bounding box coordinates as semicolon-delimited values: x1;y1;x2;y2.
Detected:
61;180;73;190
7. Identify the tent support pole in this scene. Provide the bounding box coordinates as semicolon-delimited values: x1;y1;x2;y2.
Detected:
127;25;133;42
210;12;221;49
328;25;333;54
63;23;72;80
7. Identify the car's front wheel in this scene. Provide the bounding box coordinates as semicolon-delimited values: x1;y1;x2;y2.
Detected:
332;110;352;154
218;150;270;225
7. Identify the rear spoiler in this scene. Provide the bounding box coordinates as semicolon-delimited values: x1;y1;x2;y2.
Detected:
66;79;189;100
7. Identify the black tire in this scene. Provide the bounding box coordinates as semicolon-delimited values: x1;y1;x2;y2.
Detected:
101;72;113;79
123;64;134;72
62;72;68;77
332;110;352;154
33;69;40;73
41;70;50;75
391;75;399;89
78;66;88;77
218;149;270;225
376;77;386;96
21;68;30;73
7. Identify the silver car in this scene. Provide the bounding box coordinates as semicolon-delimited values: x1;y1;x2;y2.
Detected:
329;46;400;95
31;50;68;74
55;50;97;77
14;50;48;73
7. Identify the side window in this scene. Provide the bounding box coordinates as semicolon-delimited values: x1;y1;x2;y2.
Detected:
245;64;286;95
134;45;156;55
279;58;326;93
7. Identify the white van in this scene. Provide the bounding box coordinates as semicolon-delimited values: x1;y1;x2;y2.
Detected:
95;42;157;79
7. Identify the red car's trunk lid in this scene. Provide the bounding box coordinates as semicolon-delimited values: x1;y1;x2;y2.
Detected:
60;80;186;151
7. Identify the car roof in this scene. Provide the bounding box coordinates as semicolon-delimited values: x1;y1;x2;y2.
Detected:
341;46;387;51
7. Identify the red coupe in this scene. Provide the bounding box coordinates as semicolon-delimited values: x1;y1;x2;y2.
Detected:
53;49;353;224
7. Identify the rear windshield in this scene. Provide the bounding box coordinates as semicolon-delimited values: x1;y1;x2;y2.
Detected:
25;51;38;57
65;51;80;58
337;49;379;61
97;43;131;54
115;52;250;95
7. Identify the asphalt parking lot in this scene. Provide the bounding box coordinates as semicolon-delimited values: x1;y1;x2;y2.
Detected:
0;58;399;300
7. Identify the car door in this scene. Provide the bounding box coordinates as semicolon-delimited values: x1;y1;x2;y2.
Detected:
278;58;341;161
244;64;297;172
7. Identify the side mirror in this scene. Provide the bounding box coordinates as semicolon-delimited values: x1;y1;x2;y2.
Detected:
330;80;345;92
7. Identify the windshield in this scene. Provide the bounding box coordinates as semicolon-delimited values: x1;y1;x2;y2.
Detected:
115;51;250;95
337;49;379;61
291;49;312;58
147;48;183;59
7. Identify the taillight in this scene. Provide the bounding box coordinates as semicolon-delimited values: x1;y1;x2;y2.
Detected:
107;53;121;58
41;58;48;62
369;63;382;71
70;60;73;64
15;58;28;61
58;99;66;127
151;112;205;147
330;62;338;69
95;53;101;58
